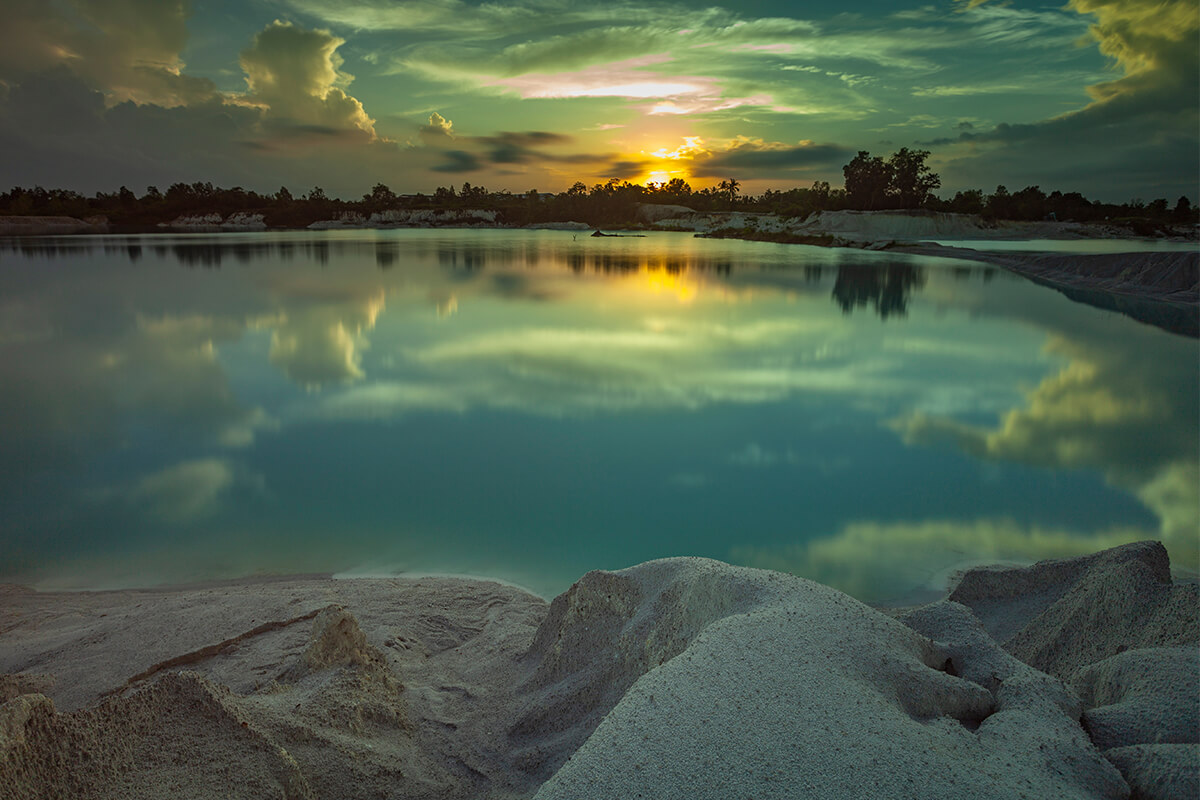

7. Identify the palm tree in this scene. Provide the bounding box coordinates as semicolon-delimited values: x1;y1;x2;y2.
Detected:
718;178;741;208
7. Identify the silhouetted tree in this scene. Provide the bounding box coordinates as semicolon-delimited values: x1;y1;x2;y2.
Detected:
887;148;939;209
364;183;397;206
1174;196;1193;221
949;189;984;215
717;178;741;208
843;151;891;210
986;185;1013;218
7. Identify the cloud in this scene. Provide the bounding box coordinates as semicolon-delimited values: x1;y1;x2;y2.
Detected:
431;149;484;173
0;300;277;489
130;458;236;523
420;111;455;140
600;134;849;181
264;284;386;389
239;20;376;138
699;138;853;175
477;54;789;117
304;381;468;420
477;131;573;164
728;443;795;468
0;0;218;107
425;130;585;173
890;326;1199;571
731;518;1150;603
0;16;413;196
937;0;1199;198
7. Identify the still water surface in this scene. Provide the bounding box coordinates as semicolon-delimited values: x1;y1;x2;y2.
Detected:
1;230;1196;601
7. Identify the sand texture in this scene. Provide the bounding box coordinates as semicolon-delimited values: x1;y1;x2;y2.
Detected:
2;542;1196;798
1;576;549;799
948;541;1198;681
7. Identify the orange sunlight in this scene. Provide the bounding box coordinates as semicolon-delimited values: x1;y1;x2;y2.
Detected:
634;136;707;187
630;268;697;304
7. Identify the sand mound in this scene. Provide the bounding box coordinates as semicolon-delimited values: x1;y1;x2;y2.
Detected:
509;561;765;780
531;558;1124;799
3;546;1194;799
1104;744;1199;800
949;542;1199;797
284;606;390;678
0;576;550;799
1073;647;1198;751
0;672;311;800
949;541;1198;681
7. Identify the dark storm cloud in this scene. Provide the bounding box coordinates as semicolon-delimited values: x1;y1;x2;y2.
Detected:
939;0;1199;199
476;131;574;164
701;142;853;172
431;150;485;173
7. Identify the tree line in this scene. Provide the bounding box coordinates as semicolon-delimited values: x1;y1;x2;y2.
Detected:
1;149;1194;232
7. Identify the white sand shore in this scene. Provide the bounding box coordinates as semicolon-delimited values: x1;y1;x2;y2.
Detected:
2;541;1195;799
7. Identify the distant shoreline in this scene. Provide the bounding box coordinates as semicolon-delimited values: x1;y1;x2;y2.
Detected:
4;210;1195;316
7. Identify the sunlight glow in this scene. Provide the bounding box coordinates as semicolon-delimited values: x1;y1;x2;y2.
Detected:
651;137;708;160
632;269;697;304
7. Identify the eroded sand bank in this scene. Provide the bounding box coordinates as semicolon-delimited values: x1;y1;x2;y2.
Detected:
1;542;1196;799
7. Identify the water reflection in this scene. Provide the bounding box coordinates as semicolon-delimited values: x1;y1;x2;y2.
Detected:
832;264;925;319
0;231;1195;598
2;236;741;279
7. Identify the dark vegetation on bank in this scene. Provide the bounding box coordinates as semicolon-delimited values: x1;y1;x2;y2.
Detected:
1;149;1196;234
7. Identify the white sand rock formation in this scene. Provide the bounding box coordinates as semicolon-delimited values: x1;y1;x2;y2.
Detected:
157;212;267;231
307;209;500;229
222;211;267;230
529;558;1125;799
1;543;1193;799
1074;648;1198;752
635;203;698;223
159;212;224;230
947;541;1199;799
947;541;1197;680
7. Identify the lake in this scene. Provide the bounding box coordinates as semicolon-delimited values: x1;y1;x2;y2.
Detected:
1;229;1196;602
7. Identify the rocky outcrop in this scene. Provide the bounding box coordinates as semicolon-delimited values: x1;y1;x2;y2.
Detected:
533;558;1125;799
158;212;267;231
947;542;1199;798
308;209;500;229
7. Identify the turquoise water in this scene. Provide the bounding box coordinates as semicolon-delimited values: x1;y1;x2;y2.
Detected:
1;230;1196;601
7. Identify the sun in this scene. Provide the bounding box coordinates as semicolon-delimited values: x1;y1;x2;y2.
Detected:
646;170;671;187
635;136;706;187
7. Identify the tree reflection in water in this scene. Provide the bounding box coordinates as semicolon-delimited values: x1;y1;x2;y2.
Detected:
832;263;926;319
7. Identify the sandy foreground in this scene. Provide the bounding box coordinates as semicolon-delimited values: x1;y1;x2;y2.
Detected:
1;541;1196;799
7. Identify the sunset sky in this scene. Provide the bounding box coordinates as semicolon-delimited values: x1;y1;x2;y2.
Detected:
1;0;1196;201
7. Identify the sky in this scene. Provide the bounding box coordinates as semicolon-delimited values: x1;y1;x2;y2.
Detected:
0;0;1196;201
